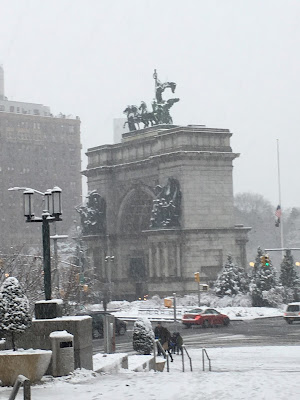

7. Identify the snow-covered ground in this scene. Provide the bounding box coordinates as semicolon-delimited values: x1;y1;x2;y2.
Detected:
1;295;295;399
1;346;299;399
86;293;285;322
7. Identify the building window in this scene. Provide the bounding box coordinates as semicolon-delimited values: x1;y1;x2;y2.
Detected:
10;106;14;112
0;105;5;111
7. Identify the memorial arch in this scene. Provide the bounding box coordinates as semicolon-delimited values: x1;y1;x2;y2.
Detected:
83;124;250;300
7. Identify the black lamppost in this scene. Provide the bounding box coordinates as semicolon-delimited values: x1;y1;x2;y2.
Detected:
22;186;62;300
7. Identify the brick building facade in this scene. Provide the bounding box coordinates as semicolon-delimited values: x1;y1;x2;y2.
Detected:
0;66;82;251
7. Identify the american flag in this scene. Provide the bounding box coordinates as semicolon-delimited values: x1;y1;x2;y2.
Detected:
275;205;282;218
275;205;281;227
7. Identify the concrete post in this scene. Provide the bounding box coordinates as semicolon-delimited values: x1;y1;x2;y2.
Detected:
103;314;115;354
173;292;177;323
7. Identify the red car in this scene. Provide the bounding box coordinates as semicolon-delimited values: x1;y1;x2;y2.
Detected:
182;307;230;328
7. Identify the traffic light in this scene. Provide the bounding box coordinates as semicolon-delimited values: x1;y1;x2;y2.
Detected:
194;272;200;283
83;284;89;292
264;254;270;267
260;254;270;267
164;298;173;308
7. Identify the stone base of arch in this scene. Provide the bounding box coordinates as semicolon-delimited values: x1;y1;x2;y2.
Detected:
83;226;249;301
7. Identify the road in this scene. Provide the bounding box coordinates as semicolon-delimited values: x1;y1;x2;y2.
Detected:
93;317;300;354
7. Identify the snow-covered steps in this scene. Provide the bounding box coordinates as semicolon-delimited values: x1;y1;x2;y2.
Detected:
93;353;167;373
93;353;128;373
128;354;153;372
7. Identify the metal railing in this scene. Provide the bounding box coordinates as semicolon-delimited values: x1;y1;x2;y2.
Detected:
9;375;31;400
181;345;193;372
153;339;170;372
202;348;211;371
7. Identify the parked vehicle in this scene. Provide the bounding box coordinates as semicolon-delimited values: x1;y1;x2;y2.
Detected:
284;302;300;324
77;311;127;338
182;307;230;328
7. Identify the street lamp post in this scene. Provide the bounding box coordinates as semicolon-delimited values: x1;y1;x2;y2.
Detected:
42;210;52;300
103;255;114;312
10;186;63;301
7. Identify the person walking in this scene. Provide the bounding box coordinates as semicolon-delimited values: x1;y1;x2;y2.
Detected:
154;322;163;355
154;322;173;361
160;324;173;362
170;332;177;354
175;332;183;355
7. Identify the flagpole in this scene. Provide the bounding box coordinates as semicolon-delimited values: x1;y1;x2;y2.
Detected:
277;139;284;257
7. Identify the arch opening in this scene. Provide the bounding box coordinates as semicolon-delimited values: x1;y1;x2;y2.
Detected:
119;188;154;234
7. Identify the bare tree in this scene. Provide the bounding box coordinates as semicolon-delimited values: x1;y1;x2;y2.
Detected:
234;193;281;267
0;247;44;312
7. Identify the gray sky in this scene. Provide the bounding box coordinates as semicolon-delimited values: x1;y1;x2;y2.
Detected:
1;0;299;208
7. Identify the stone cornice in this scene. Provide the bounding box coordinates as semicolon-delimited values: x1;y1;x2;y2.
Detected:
144;226;251;235
82;149;239;177
80;226;251;239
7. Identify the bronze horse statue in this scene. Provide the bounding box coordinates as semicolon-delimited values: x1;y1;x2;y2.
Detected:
155;80;177;103
123;105;140;131
153;98;180;124
138;101;158;127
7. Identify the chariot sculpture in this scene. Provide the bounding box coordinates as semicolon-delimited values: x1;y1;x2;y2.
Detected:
123;70;180;131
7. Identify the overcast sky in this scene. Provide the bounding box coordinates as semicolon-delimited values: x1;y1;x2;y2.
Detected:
1;0;299;208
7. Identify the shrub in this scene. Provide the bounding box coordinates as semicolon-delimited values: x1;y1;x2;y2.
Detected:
0;277;32;351
132;317;154;355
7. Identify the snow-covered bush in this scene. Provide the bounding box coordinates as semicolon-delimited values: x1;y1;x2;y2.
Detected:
261;285;294;307
280;250;300;301
209;293;252;308
214;254;249;297
250;247;278;307
132;317;154;355
0;277;32;350
150;295;163;307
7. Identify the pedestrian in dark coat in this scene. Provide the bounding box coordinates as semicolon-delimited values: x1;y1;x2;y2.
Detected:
170;332;177;354
160;325;173;362
175;332;183;355
154;322;163;355
154;322;173;361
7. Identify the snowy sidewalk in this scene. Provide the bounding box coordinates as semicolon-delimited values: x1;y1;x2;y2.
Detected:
1;346;300;399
